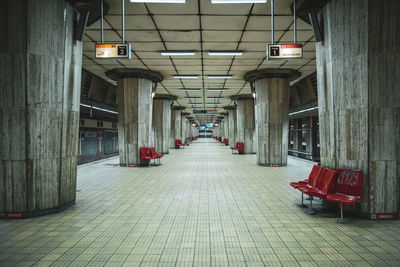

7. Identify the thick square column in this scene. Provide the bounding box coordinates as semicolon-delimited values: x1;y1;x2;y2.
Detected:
170;106;185;148
0;0;83;215
231;95;257;154
152;94;177;154
224;106;237;147
106;69;163;166
245;69;300;166
316;0;400;215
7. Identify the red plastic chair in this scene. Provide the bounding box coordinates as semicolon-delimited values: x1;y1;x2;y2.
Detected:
140;147;154;167
298;168;337;214
290;165;322;207
326;169;363;223
150;147;163;165
175;139;185;149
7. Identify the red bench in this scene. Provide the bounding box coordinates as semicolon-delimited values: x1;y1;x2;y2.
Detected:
175;139;185;149
290;165;322;207
150;147;164;165
230;142;244;154
140;147;155;167
326;169;363;223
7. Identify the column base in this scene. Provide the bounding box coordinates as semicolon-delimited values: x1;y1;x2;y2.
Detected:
257;163;287;167
1;201;75;219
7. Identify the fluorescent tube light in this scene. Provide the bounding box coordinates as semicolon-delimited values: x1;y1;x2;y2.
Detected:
80;104;118;114
131;0;185;3
207;96;223;98
185;96;201;98
208;51;243;56
208;88;227;92
289;107;318;116
211;0;266;3
181;88;201;91
174;75;199;79
161;50;195;56
207;75;232;79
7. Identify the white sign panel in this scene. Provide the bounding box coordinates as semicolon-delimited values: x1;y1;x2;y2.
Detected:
267;44;303;60
95;43;131;59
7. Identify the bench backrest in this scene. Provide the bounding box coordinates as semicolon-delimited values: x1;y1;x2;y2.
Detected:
140;147;151;159
307;165;323;187
236;142;244;150
315;168;337;194
335;169;363;197
175;139;182;145
150;147;157;157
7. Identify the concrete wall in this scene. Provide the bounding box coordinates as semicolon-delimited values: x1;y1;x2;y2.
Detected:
0;0;82;213
316;0;400;214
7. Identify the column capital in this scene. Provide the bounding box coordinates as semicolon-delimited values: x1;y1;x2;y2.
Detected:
244;68;301;83
223;105;236;110
106;68;163;83
154;94;178;101
230;94;253;101
171;106;186;111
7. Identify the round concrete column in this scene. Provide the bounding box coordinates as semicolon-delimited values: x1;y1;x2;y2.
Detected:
181;112;190;142
106;68;163;166
171;106;185;148
0;0;84;216
245;69;300;166
224;106;237;147
230;95;257;154
153;94;177;154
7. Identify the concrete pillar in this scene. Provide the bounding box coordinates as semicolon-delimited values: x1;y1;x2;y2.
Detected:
152;94;177;154
181;112;190;142
231;95;257;154
245;69;300;166
0;0;83;215
316;0;400;215
106;69;163;166
170;106;185;148
224;106;237;147
222;113;229;142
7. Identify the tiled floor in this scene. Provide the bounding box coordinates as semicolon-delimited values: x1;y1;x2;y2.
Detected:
1;139;400;267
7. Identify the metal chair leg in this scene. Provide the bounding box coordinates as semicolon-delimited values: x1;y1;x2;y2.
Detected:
307;196;316;215
337;203;347;223
298;193;307;208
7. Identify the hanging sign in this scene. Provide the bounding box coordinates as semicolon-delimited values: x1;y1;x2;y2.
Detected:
193;110;207;114
95;43;131;59
267;43;303;60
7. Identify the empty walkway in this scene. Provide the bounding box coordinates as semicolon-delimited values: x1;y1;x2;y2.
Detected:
1;139;400;266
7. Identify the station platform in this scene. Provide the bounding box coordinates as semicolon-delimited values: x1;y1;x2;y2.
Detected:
1;139;399;266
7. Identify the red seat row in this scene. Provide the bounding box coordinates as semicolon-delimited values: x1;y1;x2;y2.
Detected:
213;136;222;142
230;142;244;154
140;147;164;166
290;165;363;223
175;139;185;149
222;138;229;146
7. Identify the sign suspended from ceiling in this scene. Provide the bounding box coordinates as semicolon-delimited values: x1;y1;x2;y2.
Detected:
95;43;131;59
267;44;303;60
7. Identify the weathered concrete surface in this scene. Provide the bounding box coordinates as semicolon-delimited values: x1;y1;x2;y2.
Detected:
0;0;82;213
116;78;153;166
152;98;172;154
225;107;237;147
305;116;318;161
235;96;257;154
316;0;400;215
170;107;184;147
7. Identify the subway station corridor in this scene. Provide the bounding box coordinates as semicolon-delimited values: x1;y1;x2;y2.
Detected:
1;139;400;267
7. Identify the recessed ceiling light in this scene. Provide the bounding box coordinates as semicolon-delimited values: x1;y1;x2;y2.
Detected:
208;51;243;56
80;104;118;114
161;50;195;56
131;0;185;3
208;88;227;91
174;75;199;79
211;0;266;3
181;88;201;91
207;75;232;79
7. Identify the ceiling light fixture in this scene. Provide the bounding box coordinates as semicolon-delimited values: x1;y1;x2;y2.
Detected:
207;75;232;79
211;0;266;3
161;50;195;56
208;51;243;56
174;75;199;79
185;96;201;98
80;104;118;114
289;107;318;116
181;88;201;91
208;88;227;92
207;96;223;99
130;0;185;3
